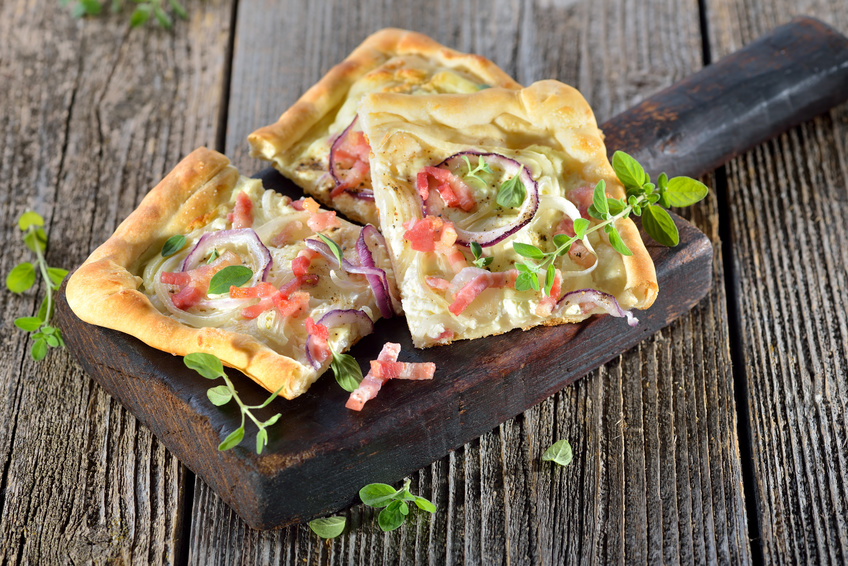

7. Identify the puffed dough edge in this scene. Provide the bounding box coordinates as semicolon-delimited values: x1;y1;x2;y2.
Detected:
66;147;310;399
247;27;522;164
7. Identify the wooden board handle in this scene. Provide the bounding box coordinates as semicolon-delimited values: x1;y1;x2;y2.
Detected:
601;16;848;178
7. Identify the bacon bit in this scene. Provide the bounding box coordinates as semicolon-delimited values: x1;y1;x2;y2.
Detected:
292;197;320;213
271;220;304;247
231;192;254;229
273;291;310;317
555;216;595;268
305;317;331;365
556;216;576;238
307;210;340;232
419;166;475;211
535;270;563;317
345;342;401;411
445;247;468;274
279;273;318;298
448;268;517;316
403;216;457;253
370;360;436;381
434;328;454;343
567;184;595;219
425;276;451;290
229;282;277;299
333;130;371;193
161;251;240;310
291;248;319;276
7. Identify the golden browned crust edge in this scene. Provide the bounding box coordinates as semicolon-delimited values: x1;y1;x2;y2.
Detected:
247;27;522;164
66;148;311;399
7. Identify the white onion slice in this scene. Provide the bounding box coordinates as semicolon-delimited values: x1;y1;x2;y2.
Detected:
181;228;273;282
556;289;638;327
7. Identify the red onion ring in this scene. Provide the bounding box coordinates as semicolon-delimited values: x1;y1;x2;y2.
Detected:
329;116;373;200
424;151;539;248
356;225;396;319
556;289;639;327
181;229;272;281
305;237;396;317
305;309;375;369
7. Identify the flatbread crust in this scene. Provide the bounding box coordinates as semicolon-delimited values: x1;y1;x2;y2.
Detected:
66;147;397;399
358;80;658;348
248;28;521;226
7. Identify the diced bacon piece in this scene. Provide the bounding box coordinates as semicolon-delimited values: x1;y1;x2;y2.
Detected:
345;342;402;411
419;166;475;211
305;317;331;365
370;360;436;381
447;267;517;316
162;251;240;310
160;271;191;286
567;184;596;219
403;216;460;254
435;222;458;252
307;210;340;232
416;170;430;202
535;270;563;317
434;328;454;343
331;160;369;197
229;282;277;299
292;197;320;214
445;247;468;274
278;273;318;298
273;291;310;317
555;215;595;268
556;216;576;238
425;276;451;290
231;191;254;229
332;130;371;192
271;220;304;247
240;297;276;319
291;248;319;276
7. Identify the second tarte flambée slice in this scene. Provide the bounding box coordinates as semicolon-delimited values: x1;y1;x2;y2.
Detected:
248;28;521;227
358;80;658;348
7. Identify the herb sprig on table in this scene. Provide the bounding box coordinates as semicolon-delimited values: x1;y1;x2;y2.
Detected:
6;212;69;360
59;0;190;29
513;151;708;294
309;478;437;538
183;353;284;454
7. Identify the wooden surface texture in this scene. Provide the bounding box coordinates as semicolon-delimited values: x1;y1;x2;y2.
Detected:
1;0;846;564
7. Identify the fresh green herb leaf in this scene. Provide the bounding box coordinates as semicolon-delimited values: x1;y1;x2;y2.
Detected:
31;339;48;361
15;317;42;332
542;439;573;467
592;180;609;217
414;497;437;513
497;174;526;208
6;262;36;293
359;483;399;508
514;271;539;292
607;197;626;216
207;265;253;295
263;413;281;428
317;234;344;268
552;233;571;249
206;249;220;264
612;151;649;190
606;226;632;256
513;242;544;260
161;234;186;257
255;428;268;454
470;241;492;268
18;211;44;231
218;426;245;451
153;4;172;27
378;500;407;532
183;352;225;380
169;0;188;19
309;516;346;539
470;241;483;259
331;348;363;392
572;218;590;240
130;4;151;26
462;155;492;187
544;263;556;296
46;267;69;288
642;204;679;246
24;228;47;253
207;385;233;406
664;176;709;207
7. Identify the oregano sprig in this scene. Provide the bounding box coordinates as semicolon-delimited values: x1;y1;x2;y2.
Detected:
183;353;284;454
360;478;436;532
462;155;492;187
6;211;68;360
542;439;573;467
512;151;708;294
58;0;190;29
470;241;492;269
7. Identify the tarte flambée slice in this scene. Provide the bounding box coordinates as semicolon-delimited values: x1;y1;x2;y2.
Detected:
358;80;658;348
66;148;400;399
247;28;521;227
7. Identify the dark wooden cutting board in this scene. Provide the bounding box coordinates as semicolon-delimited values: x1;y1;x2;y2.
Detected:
54;18;848;530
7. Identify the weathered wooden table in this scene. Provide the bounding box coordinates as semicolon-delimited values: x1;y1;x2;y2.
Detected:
2;0;846;564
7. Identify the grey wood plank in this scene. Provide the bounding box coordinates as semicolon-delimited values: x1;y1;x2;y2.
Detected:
190;0;751;563
0;0;235;563
705;3;848;564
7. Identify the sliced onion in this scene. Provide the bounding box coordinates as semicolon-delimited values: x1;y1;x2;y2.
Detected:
351;189;375;201
305;237;397;318
447;266;490;296
356;225;396;318
305;309;375;369
556;289;639;327
426;151;539;248
181;229;272;281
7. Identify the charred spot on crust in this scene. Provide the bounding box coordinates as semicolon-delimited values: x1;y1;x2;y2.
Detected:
295;159;325;172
